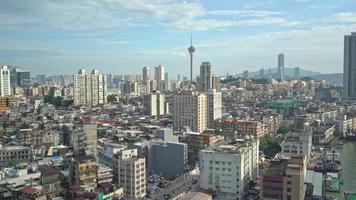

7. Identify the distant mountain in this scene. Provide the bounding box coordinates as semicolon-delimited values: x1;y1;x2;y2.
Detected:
243;67;321;78
310;73;343;86
235;67;343;86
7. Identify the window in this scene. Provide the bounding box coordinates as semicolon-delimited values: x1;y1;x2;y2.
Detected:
287;188;291;192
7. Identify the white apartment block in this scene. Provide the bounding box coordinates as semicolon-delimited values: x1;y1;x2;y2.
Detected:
143;92;166;116
73;69;107;107
173;91;207;133
199;138;259;200
207;89;222;129
280;123;312;161
113;149;146;199
0;66;11;96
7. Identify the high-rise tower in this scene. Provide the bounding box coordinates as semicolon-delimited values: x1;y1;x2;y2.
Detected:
278;53;285;81
344;32;356;99
188;35;196;81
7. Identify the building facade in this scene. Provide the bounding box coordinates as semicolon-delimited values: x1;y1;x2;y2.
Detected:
278;53;285;81
344;32;356;99
207;89;222;129
113;149;146;199
260;156;306;200
200;62;212;92
148;140;187;179
73;69;107;107
173;91;207;133
199;138;259;200
0;66;11;96
143;92;166;116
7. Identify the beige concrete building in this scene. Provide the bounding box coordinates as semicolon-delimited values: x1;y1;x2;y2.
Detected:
173;91;207;133
113;149;146;199
260;155;306;200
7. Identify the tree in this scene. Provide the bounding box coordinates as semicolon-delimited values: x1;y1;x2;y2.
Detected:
299;76;314;82
252;78;271;84
107;94;117;103
119;97;129;105
277;127;290;134
259;137;281;158
44;94;72;107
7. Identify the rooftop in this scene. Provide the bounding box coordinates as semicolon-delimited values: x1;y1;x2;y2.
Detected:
37;165;60;177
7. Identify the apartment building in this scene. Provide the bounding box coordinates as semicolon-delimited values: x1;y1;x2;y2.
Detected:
214;118;266;138
73;69;107;107
260;156;306;200
199;138;259;200
113;149;146;199
173;91;207;133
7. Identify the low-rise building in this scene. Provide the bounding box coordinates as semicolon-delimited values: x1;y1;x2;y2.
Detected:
69;155;97;189
0;145;32;165
260;156;306;200
214;118;266;138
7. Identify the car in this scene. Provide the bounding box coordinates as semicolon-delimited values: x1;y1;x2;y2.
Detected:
163;194;171;199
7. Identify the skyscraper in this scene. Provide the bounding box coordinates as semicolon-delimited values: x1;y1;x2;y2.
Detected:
154;65;165;91
200;62;212;92
164;72;169;91
211;76;221;92
243;70;249;79
294;67;300;79
173;91;207;133
344;32;356;99
188;35;196;81
278;53;285;81
73;69;107;107
0;66;11;96
260;68;265;78
142;66;150;82
207;89;222;129
107;73;113;88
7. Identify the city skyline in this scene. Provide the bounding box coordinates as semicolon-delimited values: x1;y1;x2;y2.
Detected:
0;0;356;76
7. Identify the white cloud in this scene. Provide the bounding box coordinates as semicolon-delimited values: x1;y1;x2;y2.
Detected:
207;10;281;17
330;12;356;23
0;0;293;31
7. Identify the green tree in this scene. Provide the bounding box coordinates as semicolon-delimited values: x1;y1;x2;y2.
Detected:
43;94;72;107
259;137;281;158
107;94;117;103
277;127;290;134
119;97;129;105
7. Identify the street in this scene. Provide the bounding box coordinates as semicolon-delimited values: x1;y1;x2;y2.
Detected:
148;173;199;200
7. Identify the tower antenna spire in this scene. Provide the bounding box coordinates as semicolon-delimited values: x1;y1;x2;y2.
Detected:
188;33;196;82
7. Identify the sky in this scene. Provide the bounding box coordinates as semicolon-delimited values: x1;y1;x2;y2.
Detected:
1;0;356;77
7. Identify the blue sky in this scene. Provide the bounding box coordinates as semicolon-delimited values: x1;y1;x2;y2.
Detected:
0;0;356;77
